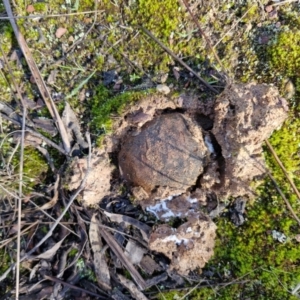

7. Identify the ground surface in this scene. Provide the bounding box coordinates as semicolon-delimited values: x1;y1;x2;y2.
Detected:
0;0;300;299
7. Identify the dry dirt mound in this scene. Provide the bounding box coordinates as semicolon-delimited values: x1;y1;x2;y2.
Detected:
67;82;288;276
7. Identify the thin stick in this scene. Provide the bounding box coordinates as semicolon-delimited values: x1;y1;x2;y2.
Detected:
0;133;91;281
27;199;80;237
0;43;25;105
24;132;91;258
43;275;108;299
0;10;102;20
179;280;204;300
180;0;225;73
265;139;300;200
140;27;218;93
244;143;300;227
213;5;254;49
66;0;98;54
3;0;71;154
267;171;300;226
15;106;26;299
0;221;39;249
272;0;299;6
0;112;68;156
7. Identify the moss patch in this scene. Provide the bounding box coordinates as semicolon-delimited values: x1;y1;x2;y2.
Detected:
12;147;49;193
89;85;154;144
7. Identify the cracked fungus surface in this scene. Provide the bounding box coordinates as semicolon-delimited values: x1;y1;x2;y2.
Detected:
118;113;208;193
66;83;288;276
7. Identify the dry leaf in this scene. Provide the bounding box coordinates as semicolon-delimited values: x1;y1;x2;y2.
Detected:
62;102;88;148
124;240;146;265
36;236;67;260
55;27;67;39
8;222;25;235
33;118;58;136
118;274;149;300
89;214;111;291
104;211;151;242
140;255;162;275
99;225;147;290
39;175;59;210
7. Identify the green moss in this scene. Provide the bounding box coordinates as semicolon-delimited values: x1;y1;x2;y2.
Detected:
68;248;78;258
160;187;300;299
12;147;49;193
76;258;97;281
89;85;153;145
266;117;300;181
0;250;10;274
32;2;48;13
268;30;300;78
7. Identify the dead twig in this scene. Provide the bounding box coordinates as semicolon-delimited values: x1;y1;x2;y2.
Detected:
0;221;39;249
140;27;218;93
16;106;26;299
66;0;98;53
89;214;111;291
180;0;226;74
267;170;300;227
265;139;300;201
97;221;147;290
213;5;255;49
272;0;299;6
241;144;300;226
0;43;28;108
23;132;91;258
0;132;91;282
118;274;149;300
43;275;109;299
3;0;71;154
0;10;102;20
0;112;68;156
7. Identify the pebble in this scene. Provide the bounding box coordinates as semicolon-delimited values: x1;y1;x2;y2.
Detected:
156;84;170;95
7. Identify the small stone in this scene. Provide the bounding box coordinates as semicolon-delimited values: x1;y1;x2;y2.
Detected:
55;27;67;39
294;234;300;243
26;4;35;13
265;5;273;12
269;10;278;19
156;84;170;95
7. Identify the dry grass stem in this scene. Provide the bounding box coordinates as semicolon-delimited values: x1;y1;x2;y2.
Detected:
16;107;26;299
0;10;102;20
43;275;108;299
267;171;300;226
3;0;71;154
140;27;218;93
0;133;91;281
0;221;39;249
272;0;299;6
0;113;68;155
265;139;300;200
181;0;226;74
213;5;255;49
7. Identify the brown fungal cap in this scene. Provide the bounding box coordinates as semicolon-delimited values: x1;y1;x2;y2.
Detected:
118;113;208;193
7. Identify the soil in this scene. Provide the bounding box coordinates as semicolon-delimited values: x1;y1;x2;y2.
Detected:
67;82;288;275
